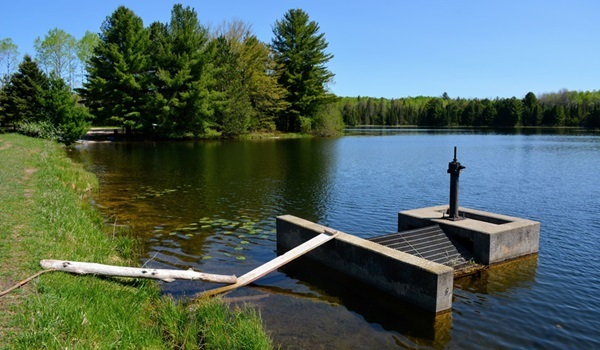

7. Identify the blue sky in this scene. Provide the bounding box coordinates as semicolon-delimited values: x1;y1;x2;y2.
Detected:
1;0;599;99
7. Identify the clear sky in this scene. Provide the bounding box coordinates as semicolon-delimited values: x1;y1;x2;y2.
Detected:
1;0;599;99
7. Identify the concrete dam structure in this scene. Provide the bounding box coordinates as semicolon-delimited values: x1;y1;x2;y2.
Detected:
276;148;540;313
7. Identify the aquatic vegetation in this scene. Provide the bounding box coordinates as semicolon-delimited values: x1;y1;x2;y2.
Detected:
145;212;275;265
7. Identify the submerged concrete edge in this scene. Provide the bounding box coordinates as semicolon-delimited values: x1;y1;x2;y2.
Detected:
276;215;454;314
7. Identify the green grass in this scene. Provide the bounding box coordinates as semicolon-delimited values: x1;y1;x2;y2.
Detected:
0;134;273;349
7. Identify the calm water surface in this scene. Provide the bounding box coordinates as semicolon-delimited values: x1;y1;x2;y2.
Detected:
69;130;600;349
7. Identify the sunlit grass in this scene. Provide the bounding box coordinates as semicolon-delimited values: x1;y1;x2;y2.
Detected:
0;134;273;349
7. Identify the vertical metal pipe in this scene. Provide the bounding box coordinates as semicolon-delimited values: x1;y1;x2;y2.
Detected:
447;147;465;220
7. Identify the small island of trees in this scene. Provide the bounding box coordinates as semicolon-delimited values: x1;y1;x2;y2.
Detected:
1;4;599;144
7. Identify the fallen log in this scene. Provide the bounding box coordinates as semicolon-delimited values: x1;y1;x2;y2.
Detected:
40;260;237;284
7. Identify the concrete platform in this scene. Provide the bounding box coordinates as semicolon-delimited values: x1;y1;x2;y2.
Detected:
275;207;539;313
277;215;454;314
398;206;540;265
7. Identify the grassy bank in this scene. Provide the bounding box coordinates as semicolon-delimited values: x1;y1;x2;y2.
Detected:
0;134;273;349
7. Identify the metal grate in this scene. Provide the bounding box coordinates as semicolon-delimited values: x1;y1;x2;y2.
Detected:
369;225;482;273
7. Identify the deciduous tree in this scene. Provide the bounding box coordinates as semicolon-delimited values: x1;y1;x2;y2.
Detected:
0;38;19;85
34;28;77;87
210;36;252;136
76;31;100;86
211;20;287;134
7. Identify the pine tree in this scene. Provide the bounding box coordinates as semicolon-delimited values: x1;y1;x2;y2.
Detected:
2;55;49;125
522;92;541;126
2;55;89;143
271;9;335;132
148;4;211;137
45;73;90;144
80;6;149;134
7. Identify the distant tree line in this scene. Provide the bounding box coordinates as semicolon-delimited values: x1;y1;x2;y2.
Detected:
338;90;600;128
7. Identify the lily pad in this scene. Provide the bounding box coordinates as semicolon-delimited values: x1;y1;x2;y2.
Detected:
236;256;246;261
202;255;212;260
240;240;250;245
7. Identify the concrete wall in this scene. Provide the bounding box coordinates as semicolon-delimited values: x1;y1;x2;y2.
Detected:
398;206;540;265
277;215;454;314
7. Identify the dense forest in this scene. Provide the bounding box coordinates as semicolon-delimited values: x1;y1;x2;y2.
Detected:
1;4;599;144
336;91;600;128
0;5;340;140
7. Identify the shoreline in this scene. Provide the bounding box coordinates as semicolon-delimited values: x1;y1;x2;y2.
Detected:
0;133;273;349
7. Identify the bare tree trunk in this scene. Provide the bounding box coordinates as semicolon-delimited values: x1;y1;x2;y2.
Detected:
40;260;236;284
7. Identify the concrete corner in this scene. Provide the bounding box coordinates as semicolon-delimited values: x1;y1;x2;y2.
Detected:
277;215;454;313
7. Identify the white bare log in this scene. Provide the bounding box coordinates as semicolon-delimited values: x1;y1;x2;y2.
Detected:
40;259;236;284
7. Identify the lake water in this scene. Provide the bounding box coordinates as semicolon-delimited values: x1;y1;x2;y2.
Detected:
69;129;600;349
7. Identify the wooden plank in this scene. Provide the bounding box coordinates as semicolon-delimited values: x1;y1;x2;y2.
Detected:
195;229;339;298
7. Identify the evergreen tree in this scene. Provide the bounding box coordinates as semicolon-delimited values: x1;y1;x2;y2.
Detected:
522;92;541;126
585;106;600;128
542;105;566;126
2;55;49;125
149;4;212;137
495;97;522;127
422;98;446;126
1;56;89;143
479;100;496;126
45;73;90;144
81;6;149;134
271;9;335;132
